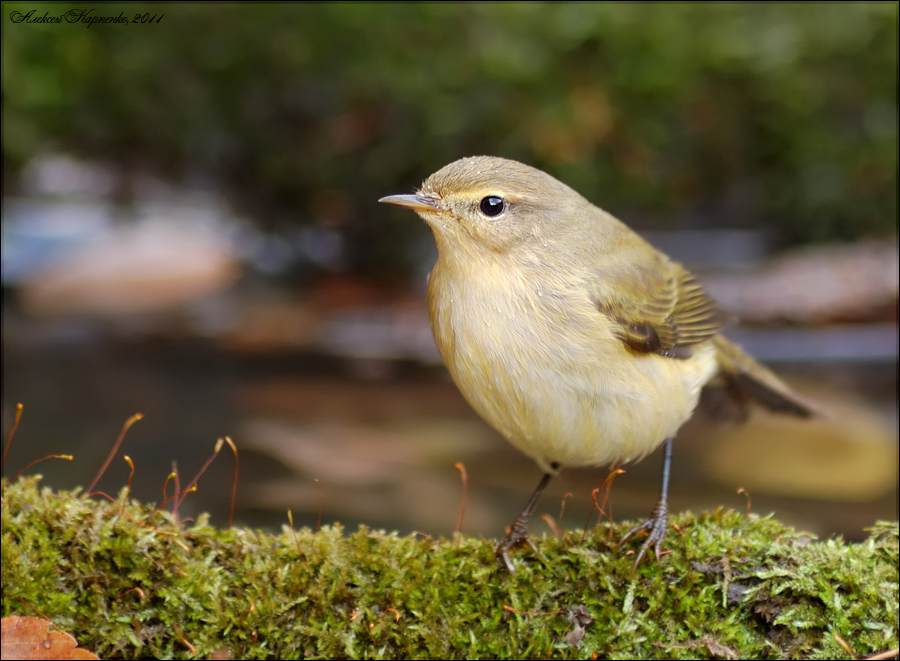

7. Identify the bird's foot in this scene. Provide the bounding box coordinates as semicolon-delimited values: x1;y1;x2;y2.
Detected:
620;499;669;572
496;515;542;575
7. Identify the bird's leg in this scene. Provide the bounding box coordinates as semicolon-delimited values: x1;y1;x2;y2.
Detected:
496;464;557;575
620;436;674;571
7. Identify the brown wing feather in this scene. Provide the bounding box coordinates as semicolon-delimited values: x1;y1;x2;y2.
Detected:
669;267;721;346
593;256;721;359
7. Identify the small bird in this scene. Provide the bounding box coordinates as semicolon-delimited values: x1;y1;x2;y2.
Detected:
380;156;813;573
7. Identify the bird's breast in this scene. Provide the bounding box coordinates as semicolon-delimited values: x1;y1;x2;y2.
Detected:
426;259;717;470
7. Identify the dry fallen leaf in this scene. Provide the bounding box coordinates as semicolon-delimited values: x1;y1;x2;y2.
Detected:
1;616;98;660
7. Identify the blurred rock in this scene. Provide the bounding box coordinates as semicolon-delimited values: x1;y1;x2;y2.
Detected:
701;240;898;324
20;214;241;316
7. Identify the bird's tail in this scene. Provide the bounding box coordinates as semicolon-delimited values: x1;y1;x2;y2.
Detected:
702;334;817;421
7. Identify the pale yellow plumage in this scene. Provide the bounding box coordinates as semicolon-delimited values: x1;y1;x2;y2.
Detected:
427;240;718;472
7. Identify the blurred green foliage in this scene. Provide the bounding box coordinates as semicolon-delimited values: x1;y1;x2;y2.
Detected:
2;2;897;274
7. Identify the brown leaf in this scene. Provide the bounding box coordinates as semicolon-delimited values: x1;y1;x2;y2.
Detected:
564;605;594;648
699;636;740;660
1;616;98;660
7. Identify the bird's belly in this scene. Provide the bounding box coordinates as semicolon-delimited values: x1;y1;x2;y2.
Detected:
434;291;716;471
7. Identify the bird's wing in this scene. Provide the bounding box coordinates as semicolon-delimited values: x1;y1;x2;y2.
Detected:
590;247;721;358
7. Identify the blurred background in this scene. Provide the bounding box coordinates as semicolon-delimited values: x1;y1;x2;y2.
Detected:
2;3;897;542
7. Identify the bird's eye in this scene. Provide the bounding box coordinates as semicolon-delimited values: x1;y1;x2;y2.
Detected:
479;196;505;217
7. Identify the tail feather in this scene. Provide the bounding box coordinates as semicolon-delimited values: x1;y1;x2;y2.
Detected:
705;335;817;420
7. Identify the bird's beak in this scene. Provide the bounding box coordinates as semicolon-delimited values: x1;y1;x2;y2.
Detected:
378;193;439;213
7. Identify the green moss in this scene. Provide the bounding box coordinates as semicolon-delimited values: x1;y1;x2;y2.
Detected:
2;476;897;659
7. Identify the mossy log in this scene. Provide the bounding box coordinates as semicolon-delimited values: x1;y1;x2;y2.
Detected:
2;477;897;659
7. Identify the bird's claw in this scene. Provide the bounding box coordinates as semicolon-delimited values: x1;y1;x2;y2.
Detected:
620;501;669;572
496;517;542;575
